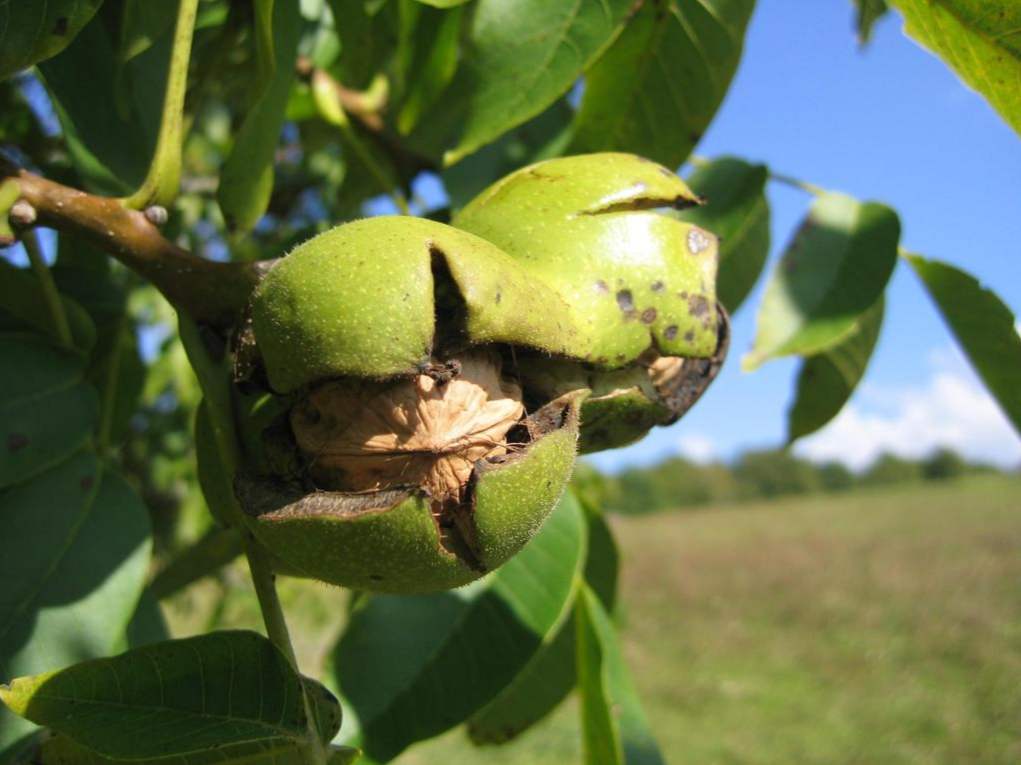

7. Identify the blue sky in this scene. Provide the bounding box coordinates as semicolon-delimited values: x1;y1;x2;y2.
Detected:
585;0;1021;472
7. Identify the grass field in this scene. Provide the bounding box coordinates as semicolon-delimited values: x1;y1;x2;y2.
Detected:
165;475;1021;764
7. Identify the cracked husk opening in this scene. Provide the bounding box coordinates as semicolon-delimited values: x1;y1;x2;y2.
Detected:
289;351;525;502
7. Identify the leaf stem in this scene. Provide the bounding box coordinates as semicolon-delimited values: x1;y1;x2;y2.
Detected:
22;230;72;347
123;0;200;209
768;171;826;196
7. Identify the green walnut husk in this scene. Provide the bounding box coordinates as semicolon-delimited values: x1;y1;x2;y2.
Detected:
452;152;728;450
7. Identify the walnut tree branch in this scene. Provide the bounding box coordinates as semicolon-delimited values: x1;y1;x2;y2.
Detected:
1;159;260;329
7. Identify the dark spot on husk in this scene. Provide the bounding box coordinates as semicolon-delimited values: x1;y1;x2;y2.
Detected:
616;289;635;313
495;291;502;304
80;475;94;491
594;279;609;293
684;330;695;342
664;325;678;341
369;574;384;582
6;433;28;452
688;294;710;318
679;290;689;300
641;308;657;324
53;17;69;35
651;280;664;292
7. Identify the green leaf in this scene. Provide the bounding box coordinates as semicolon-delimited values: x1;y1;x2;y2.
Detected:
570;0;756;169
675;157;770;314
854;0;889;45
53;242;145;447
442;98;574;211
39;736;361;765
407;0;634;164
787;296;885;442
327;0;399;90
217;0;303;232
0;335;99;489
575;584;665;765
0;0;104;80
113;0;178;113
0;260;97;352
0;631;341;761
37;8;167;195
907;255;1021;435
395;0;465;134
744;192;899;370
889;0;1021;137
467;503;619;745
0;454;152;754
334;491;586;762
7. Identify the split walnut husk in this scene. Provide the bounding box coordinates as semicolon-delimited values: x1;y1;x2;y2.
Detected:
236;352;582;594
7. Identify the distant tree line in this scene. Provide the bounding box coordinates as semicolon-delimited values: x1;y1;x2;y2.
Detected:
574;448;1013;515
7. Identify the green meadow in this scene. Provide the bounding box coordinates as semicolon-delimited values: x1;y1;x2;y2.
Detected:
165;475;1021;764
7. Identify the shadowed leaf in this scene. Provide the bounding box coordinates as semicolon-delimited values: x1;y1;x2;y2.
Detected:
787;296;885;442
575;585;665;765
334;491;586;762
0;455;151;755
908;255;1021;435
468;503;619;745
0;1;104;80
571;0;756;168
745;192;899;370
407;0;634;164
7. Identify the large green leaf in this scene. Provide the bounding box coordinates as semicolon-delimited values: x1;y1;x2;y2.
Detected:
334;491;586;762
0;0;104;80
575;585;665;765
889;0;1021;137
787;296;885;442
37;7;168;195
468;504;619;745
0;631;341;761
0;454;152;755
744;192;899;370
218;0;303;232
0;335;98;489
908;255;1021;435
327;0;399;90
571;0;756;169
407;0;634;164
675;156;770;314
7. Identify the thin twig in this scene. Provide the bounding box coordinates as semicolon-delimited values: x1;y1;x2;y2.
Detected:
2;159;259;328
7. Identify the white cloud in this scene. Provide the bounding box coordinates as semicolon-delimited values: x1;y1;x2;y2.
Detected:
677;433;718;464
795;346;1021;471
